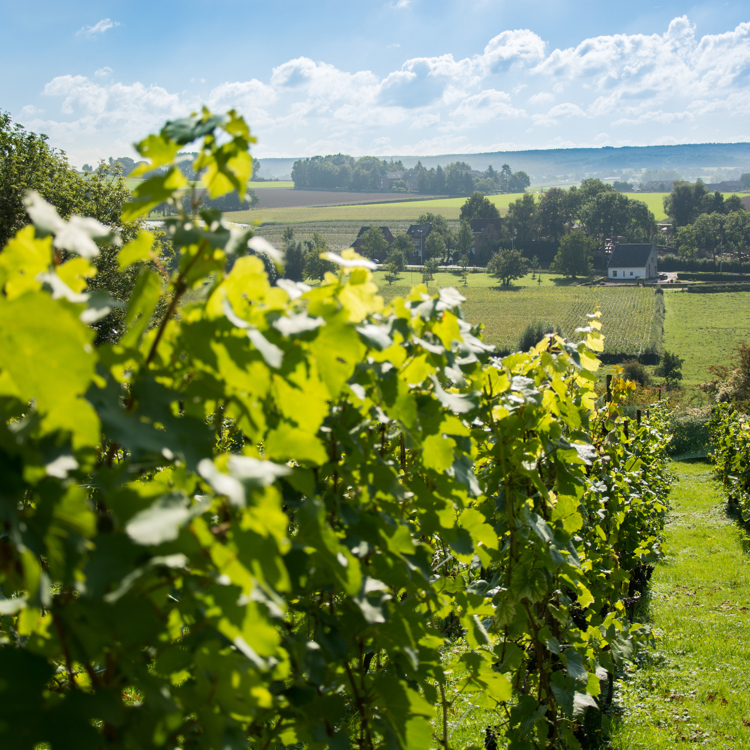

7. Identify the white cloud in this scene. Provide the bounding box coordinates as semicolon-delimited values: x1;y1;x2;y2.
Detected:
21;17;750;163
528;92;553;105
448;89;526;128
392;0;411;8
77;19;119;38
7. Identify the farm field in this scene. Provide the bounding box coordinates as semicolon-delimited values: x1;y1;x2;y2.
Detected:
663;290;750;386
251;188;427;209
373;270;660;354
228;190;673;224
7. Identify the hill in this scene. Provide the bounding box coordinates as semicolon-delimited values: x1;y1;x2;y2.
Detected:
259;142;750;183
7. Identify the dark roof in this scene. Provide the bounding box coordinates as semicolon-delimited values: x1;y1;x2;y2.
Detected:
356;226;394;240
608;243;655;268
407;224;432;236
470;218;502;232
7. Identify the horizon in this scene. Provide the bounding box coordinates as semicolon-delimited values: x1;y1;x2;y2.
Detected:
3;1;750;167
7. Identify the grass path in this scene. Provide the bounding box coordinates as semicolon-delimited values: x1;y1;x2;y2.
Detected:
609;461;750;749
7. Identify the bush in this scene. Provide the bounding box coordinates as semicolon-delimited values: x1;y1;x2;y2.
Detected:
518;320;559;351
620;360;651;387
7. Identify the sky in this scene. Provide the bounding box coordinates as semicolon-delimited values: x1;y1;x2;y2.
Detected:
2;0;750;166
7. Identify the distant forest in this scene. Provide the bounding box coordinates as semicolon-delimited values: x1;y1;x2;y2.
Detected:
256;142;750;183
291;155;530;195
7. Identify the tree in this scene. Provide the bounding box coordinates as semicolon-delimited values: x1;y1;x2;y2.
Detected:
423;257;439;281
459;253;470;285
663;180;708;228
676;224;698;258
741;173;750;189
725;195;746;213
460;192;500;221
417;212;454;251
284;242;306;282
692;212;725;261
506;193;537;249
0;113;131;248
488;247;528;287
655;350;684;389
508;171;530;193
537;188;569;242
620;360;650;387
456;220;474;258
360;227;388;260
424;232;446;262
384;245;406;285
724;209;750;269
550;231;596;278
303;233;335;281
386;245;406;273
282;226;295;249
391;233;413;257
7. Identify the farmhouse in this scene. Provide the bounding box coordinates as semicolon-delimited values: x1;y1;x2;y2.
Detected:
469;218;502;257
406;224;432;260
352;226;394;261
608;243;657;281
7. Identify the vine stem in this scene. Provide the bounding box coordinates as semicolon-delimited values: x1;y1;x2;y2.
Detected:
439;681;450;750
145;238;209;367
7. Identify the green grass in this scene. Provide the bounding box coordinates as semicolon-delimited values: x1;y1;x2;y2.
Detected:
248;181;294;189
608;461;750;749
663;290;750;387
227;191;672;224
374;271;659;354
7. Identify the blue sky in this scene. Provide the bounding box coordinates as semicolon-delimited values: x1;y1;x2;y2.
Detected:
3;1;750;166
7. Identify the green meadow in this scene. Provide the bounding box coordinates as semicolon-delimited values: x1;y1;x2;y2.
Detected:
662;289;750;387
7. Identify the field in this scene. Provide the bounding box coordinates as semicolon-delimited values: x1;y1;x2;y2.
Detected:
251;188;425;209
227;190;671;224
662;290;750;386
372;270;660;354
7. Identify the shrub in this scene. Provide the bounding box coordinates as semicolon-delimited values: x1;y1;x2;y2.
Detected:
518;319;559;351
620;360;651;387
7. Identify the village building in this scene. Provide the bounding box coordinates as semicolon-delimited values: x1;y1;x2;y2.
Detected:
608;243;658;281
378;172;405;191
352;226;395;261
406;224;432;261
469;218;502;258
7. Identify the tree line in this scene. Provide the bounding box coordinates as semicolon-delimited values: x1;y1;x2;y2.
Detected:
664;180;750;268
290;154;530;195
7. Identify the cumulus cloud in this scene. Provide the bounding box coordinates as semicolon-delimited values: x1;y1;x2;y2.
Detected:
448;89;526;128
77;19;119;37
19;17;750;162
528;92;554;105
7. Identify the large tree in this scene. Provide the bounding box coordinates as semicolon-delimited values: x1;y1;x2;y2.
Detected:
550;231;596;278
424;232;446;262
488;247;528;287
456;220;474;258
537;188;570;242
505;193;537;249
417;211;454;251
663;180;709;228
724;210;750;269
359;227;388;259
460;192;500;221
0;113;157;344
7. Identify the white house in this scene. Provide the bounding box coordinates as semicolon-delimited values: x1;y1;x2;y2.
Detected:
608;243;657;281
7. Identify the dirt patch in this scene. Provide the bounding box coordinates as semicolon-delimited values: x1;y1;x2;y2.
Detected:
252;189;429;210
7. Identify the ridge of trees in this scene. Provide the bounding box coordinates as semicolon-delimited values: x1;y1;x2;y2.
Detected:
291;154;529;195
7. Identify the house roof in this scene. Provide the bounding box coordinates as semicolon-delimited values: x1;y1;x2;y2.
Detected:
407;224;432;236
470;218;502;232
609;243;655;268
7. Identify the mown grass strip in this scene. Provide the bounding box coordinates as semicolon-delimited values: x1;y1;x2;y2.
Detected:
609;461;750;749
